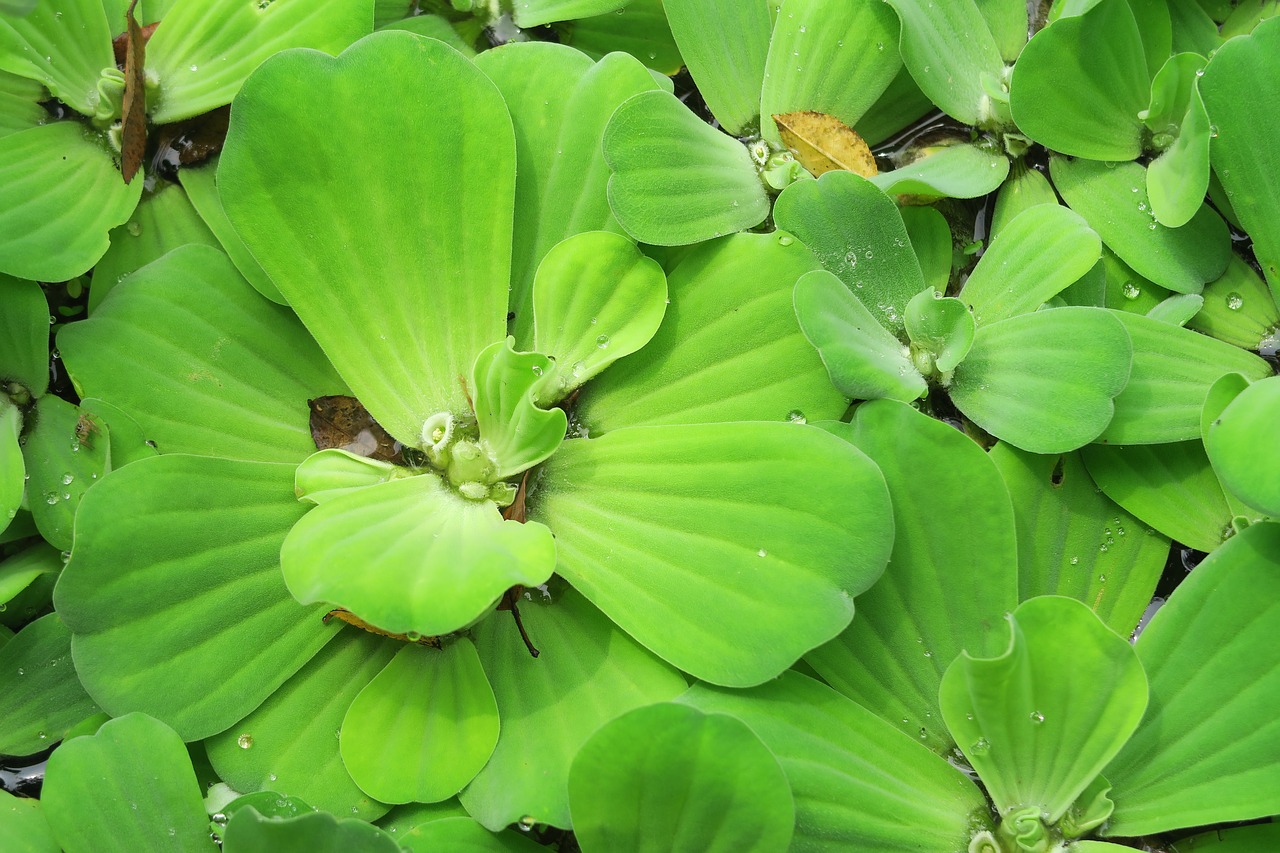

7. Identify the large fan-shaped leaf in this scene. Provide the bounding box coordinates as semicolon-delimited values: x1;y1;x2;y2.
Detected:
990;445;1168;636
341;638;498;805
1200;16;1280;290
220;32;512;446
0;273;49;398
1010;0;1149;159
1099;310;1272;444
941;596;1147;822
793;269;927;403
206;629;395;821
0;0;113;117
1104;522;1280;835
1207;377;1280;516
663;0;770;135
146;0;372;123
0;123;142;281
59;245;346;463
477;45;662;345
577;231;843;430
54;456;335;741
949;306;1132;453
884;0;1006;125
531;421;892;685
569;703;794;853
960;205;1101;325
682;672;992;851
760;0;901;144
806;402;1017;751
42;713;216;853
282;472;556;637
604;90;769;245
774;170;926;337
1051;156;1230;294
0;613;101;756
460;586;686;830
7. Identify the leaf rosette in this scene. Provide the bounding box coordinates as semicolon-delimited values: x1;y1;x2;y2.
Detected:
52;32;893;827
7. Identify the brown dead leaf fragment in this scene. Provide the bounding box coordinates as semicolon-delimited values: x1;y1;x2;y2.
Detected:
774;111;878;179
120;0;147;183
307;395;403;464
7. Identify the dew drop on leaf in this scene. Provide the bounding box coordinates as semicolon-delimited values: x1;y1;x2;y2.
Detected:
971;737;991;755
237;734;254;749
1030;711;1045;724
1226;292;1244;311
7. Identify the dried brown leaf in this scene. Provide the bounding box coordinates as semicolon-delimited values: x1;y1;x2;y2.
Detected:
120;0;147;184
774;111;878;179
307;395;403;464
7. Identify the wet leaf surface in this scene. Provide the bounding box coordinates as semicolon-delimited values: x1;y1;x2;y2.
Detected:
775;111;877;178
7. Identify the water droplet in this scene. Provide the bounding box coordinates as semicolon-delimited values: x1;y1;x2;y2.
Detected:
1099;543;1110;553
237;734;254;749
757;548;767;557
595;334;610;349
798;25;806;32
1137;202;1147;212
1226;292;1244;311
1030;711;1045;724
919;727;928;739
126;221;141;237
531;365;543;376
845;251;858;269
1099;574;1107;582
777;235;794;246
1122;282;1141;300
37;731;47;740
45;492;59;505
786;409;806;424
647;51;656;60
1195;68;1205;77
189;64;198;72
16;667;24;676
61;472;74;485
864;249;874;259
923;650;933;658
268;773;277;782
970;737;991;755
405;631;421;641
1070;556;1079;565
1209;125;1219;138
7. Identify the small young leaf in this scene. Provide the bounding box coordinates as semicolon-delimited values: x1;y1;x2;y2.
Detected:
901;205;952;291
471;339;566;479
774;111;877;179
904;289;975;372
1145;293;1203;326
294;449;403;506
0;273;50;398
22;396;109;551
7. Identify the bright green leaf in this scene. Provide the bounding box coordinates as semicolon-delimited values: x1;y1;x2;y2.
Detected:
0;401;20;538
904;290;975;373
557;0;683;75
0;69;48;139
222;807;400;853
1187;255;1280;350
294;449;403;506
0;790;57;853
0;613;101;755
397;816;543;853
0;542;58;610
0;273;49;398
1206;376;1280;516
511;0;625;27
0;1;113;117
471;339;566;478
871;143;1010;199
663;0;770;135
901;205;952;291
22;396;108;550
990;165;1058;239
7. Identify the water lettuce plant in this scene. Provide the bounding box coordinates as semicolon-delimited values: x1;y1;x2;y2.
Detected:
2;1;1280;850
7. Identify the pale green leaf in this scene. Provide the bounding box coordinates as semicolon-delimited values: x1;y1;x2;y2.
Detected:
0;273;49;398
511;0;625;27
0;69;46;139
557;0;683;75
0;0;113;116
0;613;101;755
871;143;1010;199
904;291;974;372
0;790;57;853
901;205;952;292
663;0;770;134
471;339;566;478
990;165;1058;240
1206;376;1280;516
1186;255;1280;350
222;808;400;853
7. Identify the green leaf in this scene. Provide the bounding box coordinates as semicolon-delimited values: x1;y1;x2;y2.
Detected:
0;123;142;281
871;143;1010;199
1168;0;1222;53
1104;522;1280;835
1200;16;1280;290
1171;824;1280;853
0;790;57;853
1010;0;1149;159
397;817;543;853
1186;255;1280;350
0;273;49;398
682;672;992;851
460;586;686;831
1148;90;1212;227
604;89;769;245
760;0;902;144
949;306;1132;453
1082;441;1235;553
855;63;935;146
341;638;498;804
470;339;566;478
22;396;108;551
905;291;974;373
941;596;1147;822
58;245;346;463
990;165;1059;240
569;703;794;853
54;455;335;741
220;31;512;446
663;0;770;135
89;182;219;312
1147;293;1204;326
1051;156;1231;294
0;541;59;609
901;205;952;292
0;1;113;116
511;0;624;27
294;449;404;506
884;0;1006;125
0;401;21;538
977;0;1029;60
960;205;1102;325
1142;52;1205;137
806;402;1017;751
1099;244;1168;312
989;445;1169;636
775;170;926;336
206;629;396;821
76;397;157;468
1099;310;1273;444
557;0;683;75
379;13;475;56
0;69;48;139
532;421;892;685
531;231;666;399
42;713;216;853
476;45;662;346
222;808;400;853
282;473;556;637
793;270;927;402
177;159;284;305
0;613;101;755
146;0;372;123
1206;376;1280;516
576;231;844;431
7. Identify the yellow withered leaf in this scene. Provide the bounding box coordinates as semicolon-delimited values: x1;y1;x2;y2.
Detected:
774;111;877;179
